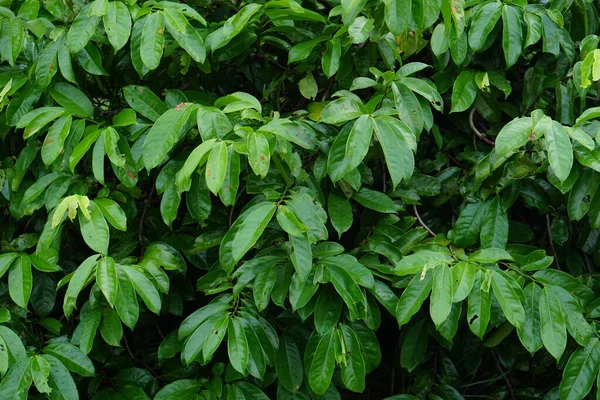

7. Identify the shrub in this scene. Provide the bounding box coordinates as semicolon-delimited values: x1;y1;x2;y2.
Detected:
1;0;600;398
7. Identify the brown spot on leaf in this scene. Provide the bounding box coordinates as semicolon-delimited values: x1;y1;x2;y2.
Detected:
127;171;136;179
45;139;54;144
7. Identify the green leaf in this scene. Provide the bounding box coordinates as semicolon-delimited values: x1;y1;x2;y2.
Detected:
494;117;534;159
31;355;51;394
64;255;100;318
299;72;318;100
308;329;336;395
517;283;543;355
400;319;428;372
392;83;424;134
75;42;108;75
345;115;374;171
143;105;196;170
321;97;366;125
141;12;165;70
288;36;329;63
49;82;94;119
94;198;127;231
480;197;509;249
164;8;206;63
43;354;79;400
383;0;411;36
230;202;276;263
469;248;513;263
123;266;161;314
197;106;232;140
67;5;100;53
353;188;397;214
341;0;368;25
78;306;100;355
44;342;95;377
0;17;24;67
559;338;600;400
247;132;270;178
205;141;227;194
35;40;59;88
396;272;433;327
290;233;313;283
276;333;304;393
123;85;167;122
544;121;573;183
8;255;32;308
490;269;525;329
322;39;341;78
451;261;476;302
154;380;202;400
277;205;308;236
42;115;72;167
540;285;567;361
328;192;353;238
468;2;502;51
467;271;492;339
115;268;139;330
340;324;366;392
0;358;32;399
103;1;131;52
228;318;249;374
202;314;228;361
430;265;453;327
314;286;343;334
96;256;118;307
501;5;523;68
373;116;415;189
21;172;60;205
450;70;477;113
78;200;110;254
253;264;277;312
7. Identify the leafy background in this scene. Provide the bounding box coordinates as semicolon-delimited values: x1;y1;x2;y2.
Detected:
1;0;600;399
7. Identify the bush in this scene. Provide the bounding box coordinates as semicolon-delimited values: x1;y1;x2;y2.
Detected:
2;0;600;398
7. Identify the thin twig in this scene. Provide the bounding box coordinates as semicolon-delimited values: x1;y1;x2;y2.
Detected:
413;205;435;236
123;335;163;382
491;350;516;400
469;108;495;146
138;185;155;256
229;184;246;227
546;215;561;270
443;151;468;169
320;78;334;101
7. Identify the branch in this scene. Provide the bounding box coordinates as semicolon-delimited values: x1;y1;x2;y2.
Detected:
469;107;495;146
413;205;435;236
491;350;516;400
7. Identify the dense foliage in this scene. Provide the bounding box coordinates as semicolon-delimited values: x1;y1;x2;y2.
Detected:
4;0;600;398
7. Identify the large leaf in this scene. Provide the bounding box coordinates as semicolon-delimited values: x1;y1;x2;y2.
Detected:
143;105;196;170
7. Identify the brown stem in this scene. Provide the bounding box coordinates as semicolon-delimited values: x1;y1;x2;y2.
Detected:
469;107;495;146
413;205;435;236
